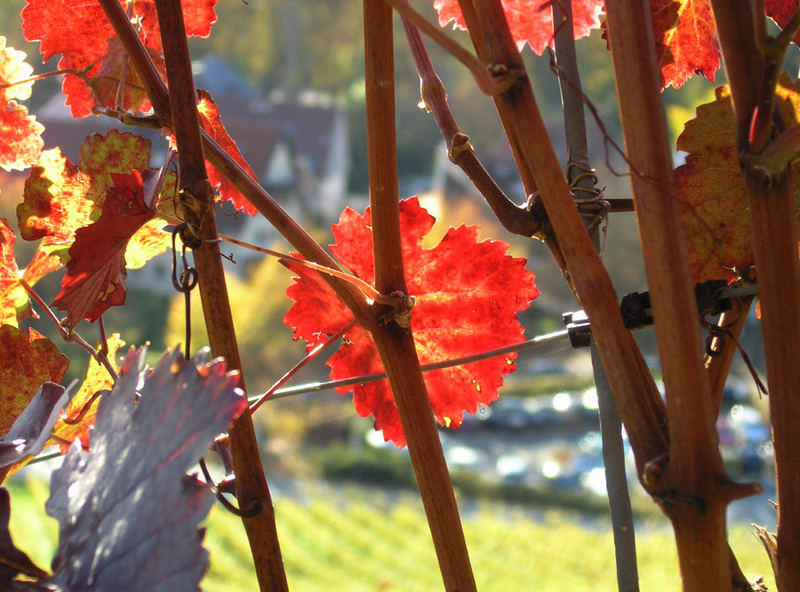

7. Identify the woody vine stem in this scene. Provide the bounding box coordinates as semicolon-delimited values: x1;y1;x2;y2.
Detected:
150;1;289;590
362;1;476;590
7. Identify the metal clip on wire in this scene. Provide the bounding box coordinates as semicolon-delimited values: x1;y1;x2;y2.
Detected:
562;280;750;348
171;224;199;359
562;310;592;348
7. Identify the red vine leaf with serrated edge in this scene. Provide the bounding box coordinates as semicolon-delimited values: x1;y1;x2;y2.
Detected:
0;220;32;328
193;90;258;215
53;170;156;329
284;197;539;447
50;334;124;452
0;37;43;171
434;0;603;55
18;131;155;275
22;0;217;118
650;0;719;90
22;248;62;288
676;75;800;282
19;131;152;241
18;131;171;303
0;325;68;437
18;147;92;244
766;0;800;45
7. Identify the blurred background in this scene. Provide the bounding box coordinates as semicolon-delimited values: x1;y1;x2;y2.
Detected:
0;1;791;589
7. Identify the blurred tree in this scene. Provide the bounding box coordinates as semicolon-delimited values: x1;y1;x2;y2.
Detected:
193;0;277;88
0;2;30;54
198;0;363;97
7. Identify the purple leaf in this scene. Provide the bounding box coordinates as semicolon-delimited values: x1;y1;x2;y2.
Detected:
45;347;246;592
0;382;70;468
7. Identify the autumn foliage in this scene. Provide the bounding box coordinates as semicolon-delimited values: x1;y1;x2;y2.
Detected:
285;197;538;445
0;0;798;591
0;37;42;171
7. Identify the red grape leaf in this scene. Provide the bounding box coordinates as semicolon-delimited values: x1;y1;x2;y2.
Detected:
19;131;152;242
49;334;124;452
650;0;719;89
0;325;68;437
434;0;604;55
18;130;153;271
21;0;109;66
676;75;800;282
22;246;65;286
0;37;43;171
18;147;93;243
766;0;800;45
86;38;167;118
53;170;156;329
46;347;245;592
131;0;218;48
124;218;172;269
22;0;217;118
22;0;128;118
284;197;539;446
193;90;258;215
0;219;32;327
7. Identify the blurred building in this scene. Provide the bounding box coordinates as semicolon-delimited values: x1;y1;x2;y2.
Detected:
33;54;351;293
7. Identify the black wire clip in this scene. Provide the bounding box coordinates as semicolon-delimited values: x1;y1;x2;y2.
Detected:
171;224;199;359
562;280;756;348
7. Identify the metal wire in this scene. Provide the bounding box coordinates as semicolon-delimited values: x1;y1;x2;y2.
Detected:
248;328;570;403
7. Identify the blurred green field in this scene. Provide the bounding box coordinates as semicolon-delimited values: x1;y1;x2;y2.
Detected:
7;478;774;591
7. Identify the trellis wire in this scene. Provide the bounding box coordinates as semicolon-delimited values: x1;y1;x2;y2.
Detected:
248;328;570;403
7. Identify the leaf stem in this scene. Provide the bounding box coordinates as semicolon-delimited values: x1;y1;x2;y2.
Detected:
380;0;496;94
249;321;355;414
19;278;117;381
0;67;85;90
212;231;381;301
748;5;800;152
